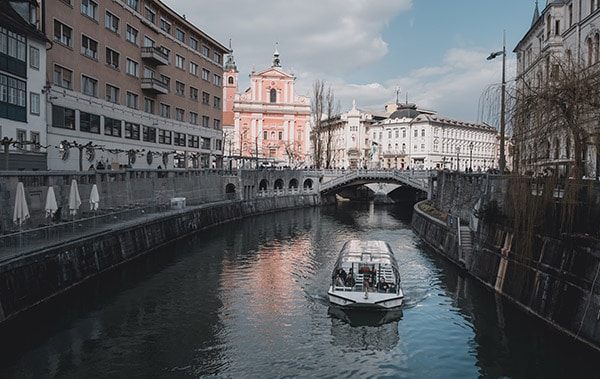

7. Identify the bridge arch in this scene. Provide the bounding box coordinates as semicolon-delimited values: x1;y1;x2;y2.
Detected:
303;178;314;190
318;170;430;201
274;178;284;190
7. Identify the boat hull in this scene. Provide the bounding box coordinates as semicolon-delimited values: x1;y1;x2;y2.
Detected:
328;286;404;310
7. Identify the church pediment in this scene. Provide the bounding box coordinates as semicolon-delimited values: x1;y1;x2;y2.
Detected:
252;67;295;79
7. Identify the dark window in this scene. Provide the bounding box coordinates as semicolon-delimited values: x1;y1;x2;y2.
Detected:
52;105;75;129
143;125;156;142
270;88;276;103
125;122;140;140
80;111;100;133
104;117;122;137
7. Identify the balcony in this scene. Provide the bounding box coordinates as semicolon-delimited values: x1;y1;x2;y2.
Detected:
141;77;169;94
141;46;169;65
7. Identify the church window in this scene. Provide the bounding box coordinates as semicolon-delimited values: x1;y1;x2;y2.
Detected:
270;88;276;103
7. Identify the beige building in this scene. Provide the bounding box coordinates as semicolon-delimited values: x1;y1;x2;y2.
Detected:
43;0;228;170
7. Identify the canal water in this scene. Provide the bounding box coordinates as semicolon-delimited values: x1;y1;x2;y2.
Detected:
0;203;598;378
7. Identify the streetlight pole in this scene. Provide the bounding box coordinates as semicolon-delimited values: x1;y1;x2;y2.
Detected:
487;30;506;174
456;146;460;172
469;142;473;172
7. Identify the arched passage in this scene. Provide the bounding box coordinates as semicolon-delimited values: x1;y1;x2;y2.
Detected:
303;179;313;190
225;183;236;200
274;178;284;190
259;179;269;191
289;178;299;189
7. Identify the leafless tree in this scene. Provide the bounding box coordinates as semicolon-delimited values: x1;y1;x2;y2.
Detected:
310;80;340;169
512;54;600;179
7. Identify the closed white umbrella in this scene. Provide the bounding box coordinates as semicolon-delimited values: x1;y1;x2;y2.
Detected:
89;184;100;211
13;181;30;226
45;186;58;219
68;179;81;216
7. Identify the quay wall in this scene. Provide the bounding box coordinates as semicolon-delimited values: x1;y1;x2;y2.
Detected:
0;193;319;324
412;199;600;352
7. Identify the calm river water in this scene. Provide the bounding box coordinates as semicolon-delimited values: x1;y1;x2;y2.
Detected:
0;203;598;378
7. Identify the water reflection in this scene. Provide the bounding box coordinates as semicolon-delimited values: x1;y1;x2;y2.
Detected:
1;204;599;379
328;306;402;352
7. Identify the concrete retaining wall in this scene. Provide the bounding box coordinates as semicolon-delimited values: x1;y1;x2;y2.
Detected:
0;194;319;323
412;203;600;352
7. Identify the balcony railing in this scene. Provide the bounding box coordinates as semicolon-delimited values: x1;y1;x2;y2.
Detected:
141;46;169;65
141;77;169;94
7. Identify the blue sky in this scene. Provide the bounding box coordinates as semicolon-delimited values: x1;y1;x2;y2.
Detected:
163;0;538;123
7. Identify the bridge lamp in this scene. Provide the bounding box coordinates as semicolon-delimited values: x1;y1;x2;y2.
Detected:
487;30;507;175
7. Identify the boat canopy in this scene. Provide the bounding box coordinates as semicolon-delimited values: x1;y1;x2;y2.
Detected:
334;240;398;267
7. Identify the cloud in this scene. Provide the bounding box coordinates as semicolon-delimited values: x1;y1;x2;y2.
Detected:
324;47;516;122
163;0;511;123
164;0;412;74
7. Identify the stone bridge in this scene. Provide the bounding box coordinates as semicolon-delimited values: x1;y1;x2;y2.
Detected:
318;169;432;194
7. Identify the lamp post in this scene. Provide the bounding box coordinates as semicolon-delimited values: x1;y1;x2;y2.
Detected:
456;146;460;172
487;30;506;175
469;142;473;172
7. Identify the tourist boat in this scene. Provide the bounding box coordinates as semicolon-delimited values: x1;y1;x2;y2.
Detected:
327;240;404;309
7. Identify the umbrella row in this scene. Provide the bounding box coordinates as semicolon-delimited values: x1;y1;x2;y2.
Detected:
13;179;100;228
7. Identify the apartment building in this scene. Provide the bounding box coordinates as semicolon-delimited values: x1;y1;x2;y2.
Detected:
0;0;48;170
44;0;228;170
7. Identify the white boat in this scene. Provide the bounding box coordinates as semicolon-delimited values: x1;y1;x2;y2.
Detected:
328;240;404;310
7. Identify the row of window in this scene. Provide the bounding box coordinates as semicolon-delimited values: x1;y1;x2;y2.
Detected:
53;64;221;127
0;73;27;107
0;27;27;62
70;0;222;64
53;17;223;86
376;128;493;142
52;105;213;149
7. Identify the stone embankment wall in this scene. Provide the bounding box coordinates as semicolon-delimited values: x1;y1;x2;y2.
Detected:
412;171;600;352
0;194;319;324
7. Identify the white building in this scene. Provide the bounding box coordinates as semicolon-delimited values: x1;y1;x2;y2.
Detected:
0;0;48;170
513;0;600;177
370;103;498;171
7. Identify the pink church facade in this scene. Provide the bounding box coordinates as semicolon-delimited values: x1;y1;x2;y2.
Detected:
223;49;311;167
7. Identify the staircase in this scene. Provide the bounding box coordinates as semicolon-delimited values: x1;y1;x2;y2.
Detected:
458;226;473;268
459;226;473;254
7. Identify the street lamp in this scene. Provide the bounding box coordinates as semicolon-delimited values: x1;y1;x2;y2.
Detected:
487;30;506;174
469;142;473;172
456;146;460;172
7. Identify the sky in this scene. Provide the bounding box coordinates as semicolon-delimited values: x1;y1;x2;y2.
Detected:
162;0;539;124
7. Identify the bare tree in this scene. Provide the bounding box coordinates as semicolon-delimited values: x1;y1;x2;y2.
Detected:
310;80;325;168
512;54;600;179
310;80;340;169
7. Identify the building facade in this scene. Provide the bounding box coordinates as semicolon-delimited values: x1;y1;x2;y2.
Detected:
223;49;311;168
318;101;499;172
370;103;498;171
0;0;48;170
513;0;600;177
43;0;228;170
